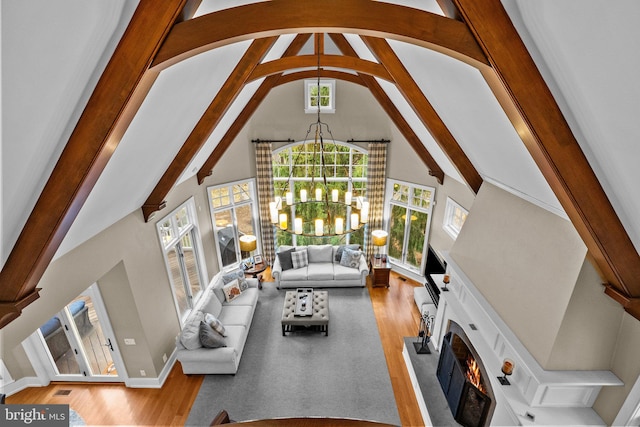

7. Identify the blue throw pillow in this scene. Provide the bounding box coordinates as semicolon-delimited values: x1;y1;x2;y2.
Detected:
340;247;363;269
335;244;360;262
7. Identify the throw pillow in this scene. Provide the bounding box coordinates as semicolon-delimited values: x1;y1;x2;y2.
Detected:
204;312;227;336
223;269;248;291
335;244;361;262
223;279;242;302
277;248;295;271
180;311;205;350
340;247;363;269
308;244;333;263
199;321;227;348
291;248;309;269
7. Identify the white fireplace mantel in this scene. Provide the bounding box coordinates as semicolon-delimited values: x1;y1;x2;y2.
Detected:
428;252;622;426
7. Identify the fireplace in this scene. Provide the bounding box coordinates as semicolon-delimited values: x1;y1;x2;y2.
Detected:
436;321;495;427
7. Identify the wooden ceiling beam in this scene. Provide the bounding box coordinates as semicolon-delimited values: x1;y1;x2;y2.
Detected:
151;0;488;70
249;55;392;83
141;37;278;221
454;0;640;319
329;34;444;184
361;35;482;193
196;34;312;184
0;0;189;329
276;70;365;87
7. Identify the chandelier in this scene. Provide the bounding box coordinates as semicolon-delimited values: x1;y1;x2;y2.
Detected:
269;38;369;237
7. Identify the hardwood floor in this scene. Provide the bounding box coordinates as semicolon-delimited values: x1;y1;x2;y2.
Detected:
7;270;425;426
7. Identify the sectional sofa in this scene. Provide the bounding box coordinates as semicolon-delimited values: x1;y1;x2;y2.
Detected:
272;244;369;288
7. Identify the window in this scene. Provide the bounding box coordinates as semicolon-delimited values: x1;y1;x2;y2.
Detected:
305;79;335;113
273;141;367;247
157;198;207;323
208;180;259;270
443;197;468;240
385;180;435;275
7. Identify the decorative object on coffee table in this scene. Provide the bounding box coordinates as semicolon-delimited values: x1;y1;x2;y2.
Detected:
414;310;435;354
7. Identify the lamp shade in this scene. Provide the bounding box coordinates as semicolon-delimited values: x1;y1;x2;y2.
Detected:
239;234;257;252
372;230;388;247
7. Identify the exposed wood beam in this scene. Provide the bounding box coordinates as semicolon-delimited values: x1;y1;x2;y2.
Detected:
361;36;482;193
196;34;312;184
151;0;489;70
141;37;278;221
329;34;444;184
454;0;640;320
435;0;463;21
178;0;203;22
0;0;188;329
249;55;392;83
276;70;365;87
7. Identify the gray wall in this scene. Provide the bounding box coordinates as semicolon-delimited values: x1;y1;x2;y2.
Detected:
449;182;619;369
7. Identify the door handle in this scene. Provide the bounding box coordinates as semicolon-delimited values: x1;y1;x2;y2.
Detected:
104;338;114;351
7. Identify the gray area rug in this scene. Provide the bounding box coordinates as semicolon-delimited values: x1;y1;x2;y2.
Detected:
186;286;400;426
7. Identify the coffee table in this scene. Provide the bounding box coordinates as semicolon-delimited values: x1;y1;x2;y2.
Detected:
281;290;329;336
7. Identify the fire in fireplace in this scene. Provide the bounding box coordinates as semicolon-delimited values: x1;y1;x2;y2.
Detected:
436;322;495;427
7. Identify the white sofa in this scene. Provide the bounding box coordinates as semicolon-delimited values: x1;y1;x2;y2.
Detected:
175;271;259;374
272;244;369;289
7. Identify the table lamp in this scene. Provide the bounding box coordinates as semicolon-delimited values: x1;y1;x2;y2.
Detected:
239;234;257;266
372;230;388;265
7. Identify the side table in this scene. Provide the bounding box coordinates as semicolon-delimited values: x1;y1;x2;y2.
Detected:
368;256;391;288
243;262;267;289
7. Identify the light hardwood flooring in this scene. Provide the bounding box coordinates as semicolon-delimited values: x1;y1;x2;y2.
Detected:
7;269;426;426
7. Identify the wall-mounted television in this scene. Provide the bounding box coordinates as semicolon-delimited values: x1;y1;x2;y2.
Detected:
425;244;447;276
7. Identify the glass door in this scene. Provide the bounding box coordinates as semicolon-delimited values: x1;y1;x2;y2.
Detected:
385;181;435;275
36;284;125;382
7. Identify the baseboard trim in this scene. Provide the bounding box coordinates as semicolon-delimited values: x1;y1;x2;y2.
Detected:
125;348;177;388
3;376;48;397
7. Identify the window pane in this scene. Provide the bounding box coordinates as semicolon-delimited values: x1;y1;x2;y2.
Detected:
159;219;173;246
388;204;406;260
406;210;428;268
236;204;254;237
233;183;251;203
210;187;231;208
393;184;409;203
175;207;189;231
182;232;202;299
73;296;115;376
412;188;432;209
167;247;189;316
214;210;238;268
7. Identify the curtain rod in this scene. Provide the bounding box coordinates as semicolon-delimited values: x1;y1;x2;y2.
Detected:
347;139;390;144
252;139;294;143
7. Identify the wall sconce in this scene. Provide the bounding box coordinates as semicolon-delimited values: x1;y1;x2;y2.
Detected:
498;358;514;385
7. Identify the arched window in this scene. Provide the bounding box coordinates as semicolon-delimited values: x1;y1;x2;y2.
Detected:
272;141;368;246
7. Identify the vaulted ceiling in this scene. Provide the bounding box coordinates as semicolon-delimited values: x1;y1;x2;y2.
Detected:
2;0;640;327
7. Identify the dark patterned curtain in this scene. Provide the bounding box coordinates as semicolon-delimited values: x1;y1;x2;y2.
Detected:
365;143;388;257
255;142;276;265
